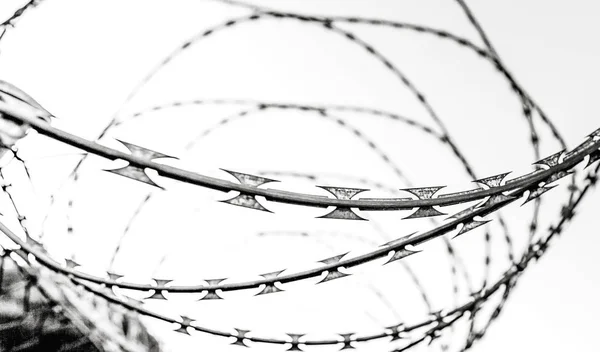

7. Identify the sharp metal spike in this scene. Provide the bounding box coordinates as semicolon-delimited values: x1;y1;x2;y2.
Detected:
318;186;367;200
447;204;480;220
318;269;350;283
319;252;349;265
479;193;515;208
386;323;406;341
318;253;350;284
201;291;222;300
586;149;600;168
231;328;250;347
221;169;279;187
221;194;272;212
477;196;516;218
174;327;190;336
205;278;226;285
403;206;445;219
454;219;491;239
115;139;176;161
401;186;445;199
523;185;557;205
339;333;355;350
317;186;367;220
380;232;419;247
318;207;366;220
147;290;168;300
256;284;283;295
286;333;305;351
533;150;565;168
106;271;123;281
201;278;226;300
181;315;195;326
221;170;279;212
153;278;173;287
474;172;511;188
587;127;600;139
385;246;421;264
65;258;80;269
401;186;446;219
256;270;285;295
260;269;286;279
107;165;162;188
25;236;43;248
174;316;194;335
148;278;173;300
106;140;176;188
125;296;145;307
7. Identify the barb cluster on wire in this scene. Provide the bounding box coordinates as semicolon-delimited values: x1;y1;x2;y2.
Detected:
0;1;598;352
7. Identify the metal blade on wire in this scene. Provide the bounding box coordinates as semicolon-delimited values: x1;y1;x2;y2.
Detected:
533;150;571;183
401;186;446;219
174;316;195;335
231;328;250;347
106;140;177;188
147;278;173;300
522;185;557;205
316;186;368;220
256;270;285;295
447;203;494;239
339;333;355;350
454;219;491;239
220;169;278;212
586;149;600;168
317;253;351;283
534;150;564;168
286;334;305;351
382;232;422;264
200;278;227;300
473;172;513;207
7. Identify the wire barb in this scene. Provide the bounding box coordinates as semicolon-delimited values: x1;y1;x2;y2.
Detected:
256;270;285;295
317;186;368;220
401;186;446;219
106;140;176;188
221;169;279;212
286;333;305;351
318;253;351;283
200;278;227;300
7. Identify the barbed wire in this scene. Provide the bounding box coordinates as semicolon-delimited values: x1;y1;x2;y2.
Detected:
0;1;597;351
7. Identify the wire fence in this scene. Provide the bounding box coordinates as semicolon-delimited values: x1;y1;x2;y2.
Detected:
0;1;598;351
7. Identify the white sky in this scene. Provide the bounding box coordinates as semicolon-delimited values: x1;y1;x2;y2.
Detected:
0;1;598;352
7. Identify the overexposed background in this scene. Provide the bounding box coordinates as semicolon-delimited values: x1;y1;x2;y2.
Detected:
0;1;598;351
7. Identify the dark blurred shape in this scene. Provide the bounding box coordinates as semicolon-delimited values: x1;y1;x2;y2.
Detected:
0;252;162;352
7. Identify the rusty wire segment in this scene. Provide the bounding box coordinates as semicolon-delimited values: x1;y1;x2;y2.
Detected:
0;1;599;351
